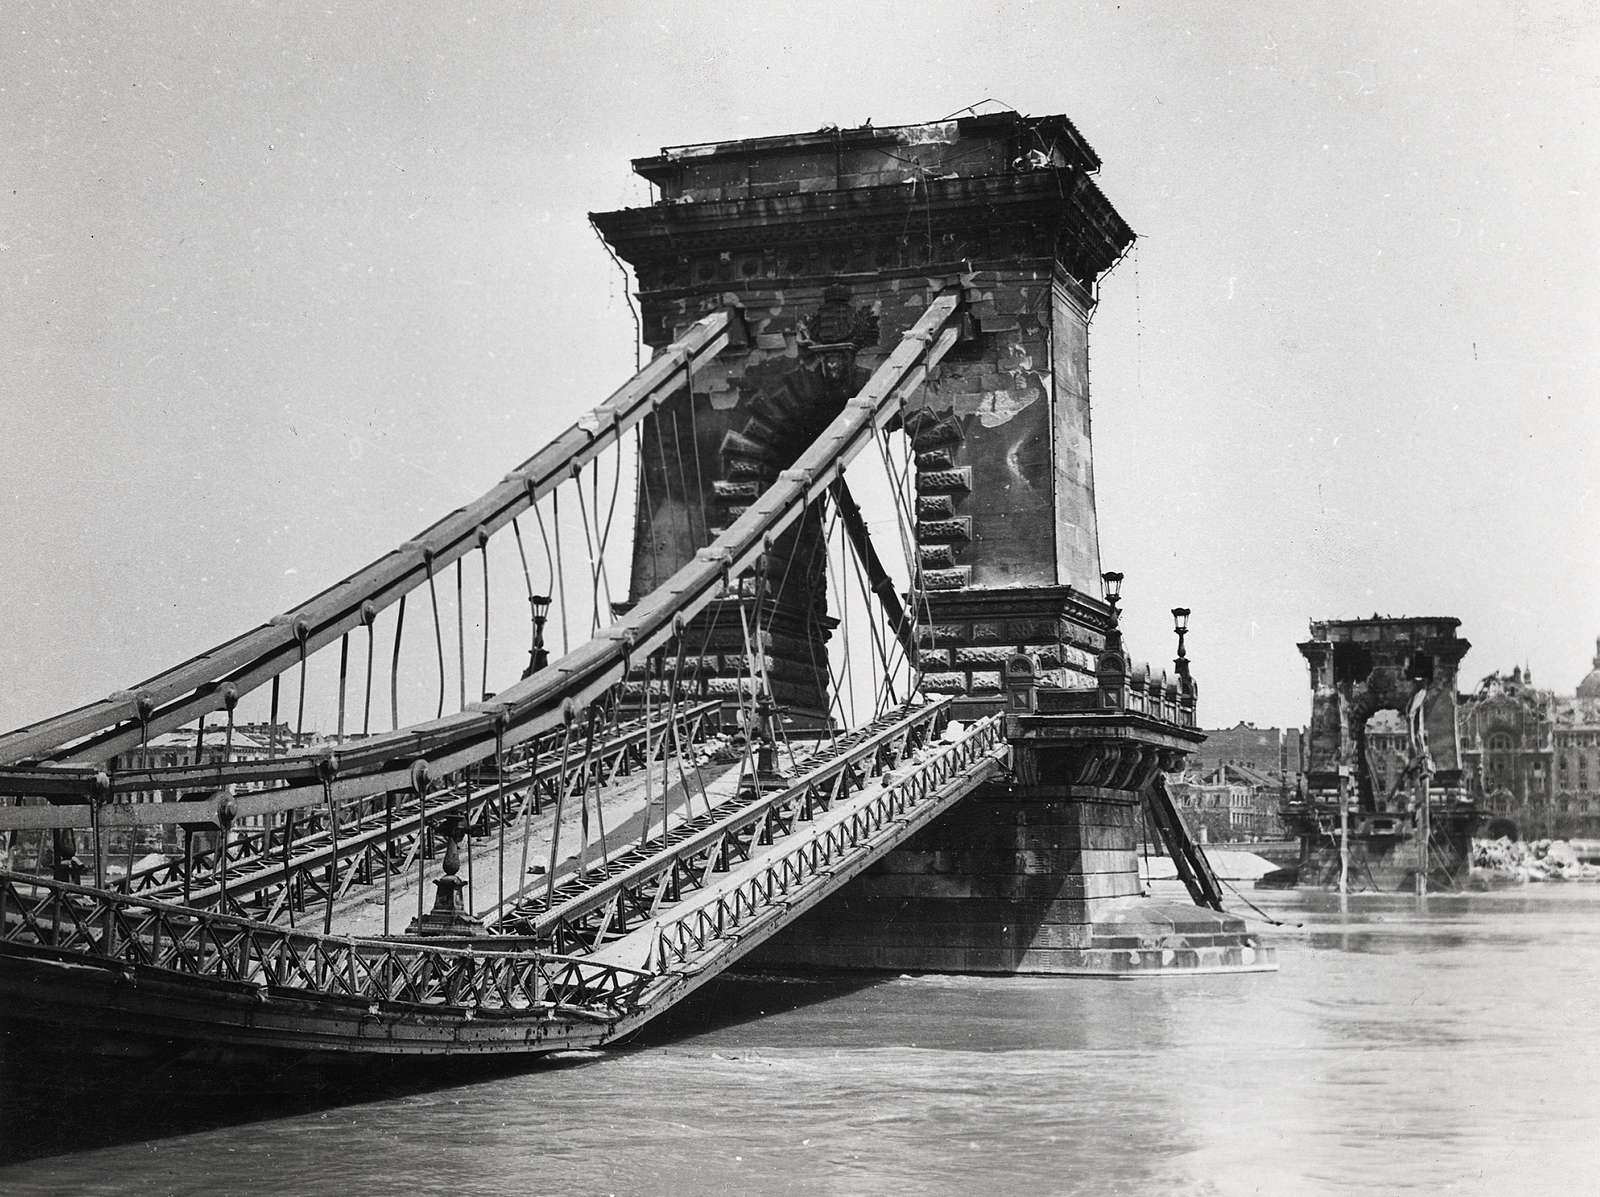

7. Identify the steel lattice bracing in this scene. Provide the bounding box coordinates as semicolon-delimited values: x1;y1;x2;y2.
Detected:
0;705;1005;1051
0;292;984;1058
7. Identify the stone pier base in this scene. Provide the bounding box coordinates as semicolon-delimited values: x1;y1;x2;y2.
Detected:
749;779;1275;976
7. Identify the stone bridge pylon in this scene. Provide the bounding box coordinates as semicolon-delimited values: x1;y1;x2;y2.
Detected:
595;114;1272;975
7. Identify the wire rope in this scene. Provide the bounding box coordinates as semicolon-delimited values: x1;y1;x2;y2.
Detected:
595;440;625;619
389;594;406;732
684;363;711;548
544;708;576;912
541;492;570;656
665;406;699;551
455;557;467;711
480;534;491;701
575;461;603;635
425;562;446;720
336;633;349;743
362;613;375;737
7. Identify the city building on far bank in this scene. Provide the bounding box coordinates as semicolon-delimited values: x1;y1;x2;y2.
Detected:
1165;722;1302;843
1455;641;1600;840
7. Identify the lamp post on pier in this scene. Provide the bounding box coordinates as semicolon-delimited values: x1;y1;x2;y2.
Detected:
1101;571;1123;623
1171;607;1191;679
523;594;552;679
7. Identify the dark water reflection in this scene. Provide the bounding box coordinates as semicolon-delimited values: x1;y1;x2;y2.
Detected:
5;884;1600;1195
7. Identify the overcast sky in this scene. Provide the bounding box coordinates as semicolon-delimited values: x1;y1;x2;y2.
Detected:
3;1;1597;736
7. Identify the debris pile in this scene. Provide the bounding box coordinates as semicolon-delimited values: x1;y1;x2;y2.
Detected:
1470;837;1600;881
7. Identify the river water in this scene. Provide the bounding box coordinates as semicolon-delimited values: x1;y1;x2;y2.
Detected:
5;883;1600;1195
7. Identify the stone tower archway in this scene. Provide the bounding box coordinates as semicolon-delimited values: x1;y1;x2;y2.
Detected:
1298;617;1471;807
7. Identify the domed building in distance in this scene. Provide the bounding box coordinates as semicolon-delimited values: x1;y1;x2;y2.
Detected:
1577;638;1600;700
1451;637;1600;840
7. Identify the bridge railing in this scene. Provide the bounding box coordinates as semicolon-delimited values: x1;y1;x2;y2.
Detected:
646;711;1007;973
123;700;723;919
0;870;650;1019
510;697;956;949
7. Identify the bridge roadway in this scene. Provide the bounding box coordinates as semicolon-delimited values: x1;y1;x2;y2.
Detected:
120;700;728;930
0;289;978;1065
0;698;1006;1060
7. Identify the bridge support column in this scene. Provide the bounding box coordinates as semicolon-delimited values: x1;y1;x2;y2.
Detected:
753;696;1274;976
750;779;1269;976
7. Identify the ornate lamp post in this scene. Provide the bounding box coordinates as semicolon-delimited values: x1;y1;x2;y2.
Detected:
1171;607;1191;680
523;594;552;679
1101;571;1123;622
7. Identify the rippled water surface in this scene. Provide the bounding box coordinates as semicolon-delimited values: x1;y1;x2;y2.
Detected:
6;884;1600;1195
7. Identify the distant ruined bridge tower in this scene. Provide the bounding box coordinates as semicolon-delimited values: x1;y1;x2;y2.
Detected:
594;116;1268;974
1286;616;1480;889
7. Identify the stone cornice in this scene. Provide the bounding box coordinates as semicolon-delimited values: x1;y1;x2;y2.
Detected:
591;171;1132;288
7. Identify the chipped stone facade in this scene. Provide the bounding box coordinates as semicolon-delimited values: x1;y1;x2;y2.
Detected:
593;113;1133;720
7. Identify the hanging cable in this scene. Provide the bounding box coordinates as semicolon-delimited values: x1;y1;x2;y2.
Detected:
322;777;339;935
390;593;407;732
825;504;858;727
382;791;393;935
426;556;446;719
283;802;296;929
665;405;701;552
336;633;349;743
575;461;604;635
846;535;896;716
479;527;491;702
455;557;467;712
294;623;309;746
539;492;570;656
596;439;624;613
361;601;377;737
416;774;428;927
635;424;661;592
495;725;506;919
683;359;711;549
545;703;576;912
577;705;605;875
639;650;658;850
588;218;642;373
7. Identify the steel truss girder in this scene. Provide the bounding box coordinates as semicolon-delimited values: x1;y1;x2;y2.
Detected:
0;870;650;1020
0;296;960;828
643;713;1005;973
0;311;734;769
493;697;949;943
125;702;720;921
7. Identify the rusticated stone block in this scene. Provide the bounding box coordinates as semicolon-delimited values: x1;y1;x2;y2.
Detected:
920;671;967;694
920;544;956;570
1027;642;1097;672
917;467;972;493
917;622;968;646
968;670;1001;694
923;568;971;590
917;495;956;520
916;448;954;470
1008;618;1058;641
970;621;1003;642
917;517;971;542
702;676;756;696
954;645;1019;667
